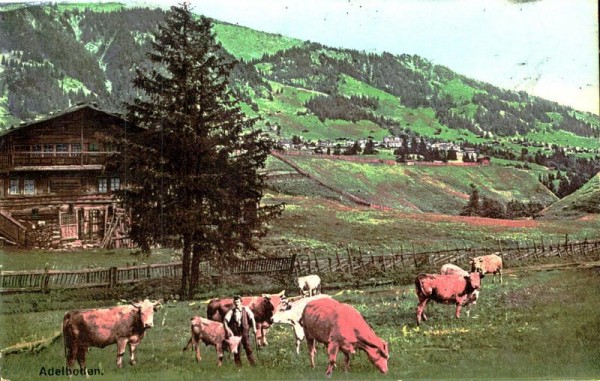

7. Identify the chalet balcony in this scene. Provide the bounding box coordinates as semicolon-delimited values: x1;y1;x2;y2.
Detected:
0;151;113;171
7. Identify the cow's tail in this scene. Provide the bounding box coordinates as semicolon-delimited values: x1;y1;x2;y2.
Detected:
414;274;426;298
62;312;71;364
182;337;193;352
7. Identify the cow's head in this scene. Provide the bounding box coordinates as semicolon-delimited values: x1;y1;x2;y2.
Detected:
364;339;389;374
131;299;162;329
465;272;482;291
225;335;242;355
470;257;486;274
258;296;275;324
263;290;288;312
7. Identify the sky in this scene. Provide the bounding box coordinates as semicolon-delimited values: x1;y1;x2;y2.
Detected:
17;0;600;114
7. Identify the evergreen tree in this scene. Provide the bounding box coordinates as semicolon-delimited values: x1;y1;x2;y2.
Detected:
460;184;480;216
111;4;282;299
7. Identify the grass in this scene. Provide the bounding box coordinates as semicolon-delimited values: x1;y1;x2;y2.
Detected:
279;155;557;214
0;248;178;271
263;191;600;255
213;23;304;62
1;267;599;380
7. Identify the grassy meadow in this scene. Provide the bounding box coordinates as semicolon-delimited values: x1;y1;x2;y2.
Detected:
267;155;558;214
1;266;599;380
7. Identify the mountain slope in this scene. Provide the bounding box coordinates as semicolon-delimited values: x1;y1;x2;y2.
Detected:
1;4;598;148
0;3;597;194
539;173;600;219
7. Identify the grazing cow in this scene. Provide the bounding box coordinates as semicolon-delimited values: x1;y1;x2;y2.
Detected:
415;272;482;325
470;254;503;284
206;291;285;347
440;263;469;276
300;298;389;376
440;264;480;315
63;299;161;369
272;294;331;354
182;316;242;366
297;274;321;297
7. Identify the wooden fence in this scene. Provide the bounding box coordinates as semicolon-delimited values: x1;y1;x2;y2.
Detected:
0;256;296;294
2;239;599;294
293;238;600;276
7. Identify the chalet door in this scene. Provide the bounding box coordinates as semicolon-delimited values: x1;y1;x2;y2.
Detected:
89;209;105;240
59;211;78;240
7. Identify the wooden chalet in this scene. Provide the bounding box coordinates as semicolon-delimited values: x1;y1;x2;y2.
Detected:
0;103;135;249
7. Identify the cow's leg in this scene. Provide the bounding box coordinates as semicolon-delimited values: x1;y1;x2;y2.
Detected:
416;298;428;325
339;343;355;372
129;337;141;366
499;269;503;284
262;326;269;346
76;345;87;370
116;338;128;368
194;338;201;362
326;342;340;377
66;342;77;370
455;301;463;319
307;337;317;368
215;343;223;366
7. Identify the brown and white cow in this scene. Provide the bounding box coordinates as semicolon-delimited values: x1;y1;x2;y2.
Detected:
272;294;331;354
415;272;482;325
470;254;503;284
296;274;321;297
182;316;242;366
63;299;162;369
300;298;389;376
206;291;285;347
440;263;480;314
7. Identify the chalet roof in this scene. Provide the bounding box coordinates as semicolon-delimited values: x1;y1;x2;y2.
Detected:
0;103;129;138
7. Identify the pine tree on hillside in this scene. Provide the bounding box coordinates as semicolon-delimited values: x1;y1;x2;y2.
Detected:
111;4;282;299
460;184;480;216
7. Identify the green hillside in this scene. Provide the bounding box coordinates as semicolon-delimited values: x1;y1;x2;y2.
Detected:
539;173;600;219
213;22;305;61
267;156;557;214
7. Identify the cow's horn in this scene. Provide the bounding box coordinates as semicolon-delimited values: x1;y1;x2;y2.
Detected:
131;301;141;308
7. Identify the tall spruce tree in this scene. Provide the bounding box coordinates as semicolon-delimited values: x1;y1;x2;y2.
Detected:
113;4;282;299
460;183;480;216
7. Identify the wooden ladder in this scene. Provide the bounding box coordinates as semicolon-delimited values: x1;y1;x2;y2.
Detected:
100;212;122;249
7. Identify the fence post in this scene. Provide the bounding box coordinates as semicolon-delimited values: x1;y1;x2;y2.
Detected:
347;248;353;274
109;266;117;288
541;236;545;252
328;258;332;274
289;254;297;276
412;244;418;268
313;253;321;273
41;266;50;293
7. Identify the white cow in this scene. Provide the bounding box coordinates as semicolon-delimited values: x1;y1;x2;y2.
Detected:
440;263;469;276
272;294;331;354
296;274;321;297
